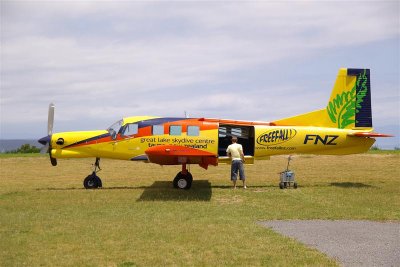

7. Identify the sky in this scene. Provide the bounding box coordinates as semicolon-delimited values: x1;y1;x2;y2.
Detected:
1;1;399;149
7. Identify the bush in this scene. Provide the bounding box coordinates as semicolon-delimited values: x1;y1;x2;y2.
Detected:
370;145;380;151
6;144;40;154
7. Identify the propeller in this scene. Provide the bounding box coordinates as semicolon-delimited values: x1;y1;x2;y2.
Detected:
48;103;54;136
38;103;57;166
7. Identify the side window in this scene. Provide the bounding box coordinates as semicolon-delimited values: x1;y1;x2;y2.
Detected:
122;123;138;137
231;128;242;137
218;126;226;137
152;125;164;135
187;126;200;136
169;125;182;136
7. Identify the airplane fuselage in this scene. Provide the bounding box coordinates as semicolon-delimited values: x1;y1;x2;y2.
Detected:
49;116;375;168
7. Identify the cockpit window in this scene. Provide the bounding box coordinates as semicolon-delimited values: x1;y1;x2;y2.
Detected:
107;120;122;140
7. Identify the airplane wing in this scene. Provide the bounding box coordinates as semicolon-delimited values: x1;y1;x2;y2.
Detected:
145;145;218;169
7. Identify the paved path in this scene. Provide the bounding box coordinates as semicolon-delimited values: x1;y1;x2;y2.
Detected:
259;220;400;267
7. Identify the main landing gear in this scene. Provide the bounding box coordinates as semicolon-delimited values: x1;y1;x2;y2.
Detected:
173;164;193;190
83;158;103;189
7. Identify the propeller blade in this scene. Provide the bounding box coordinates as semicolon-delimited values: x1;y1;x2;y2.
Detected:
40;143;49;154
48;103;55;135
39;103;56;166
50;156;57;166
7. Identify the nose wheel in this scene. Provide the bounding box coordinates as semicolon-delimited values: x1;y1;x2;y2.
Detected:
84;172;102;189
83;158;102;189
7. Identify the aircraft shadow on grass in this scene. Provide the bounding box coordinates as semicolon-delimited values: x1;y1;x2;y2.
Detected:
35;182;212;201
137;180;212;202
330;182;374;188
36;186;141;191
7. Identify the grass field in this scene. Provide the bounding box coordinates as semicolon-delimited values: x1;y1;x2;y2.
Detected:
1;153;399;266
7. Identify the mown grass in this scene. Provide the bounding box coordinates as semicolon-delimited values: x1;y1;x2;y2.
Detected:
1;154;399;266
1;148;398;158
366;149;400;154
0;153;45;158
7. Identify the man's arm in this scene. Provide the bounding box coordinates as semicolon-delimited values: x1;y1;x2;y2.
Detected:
226;146;231;158
239;146;245;162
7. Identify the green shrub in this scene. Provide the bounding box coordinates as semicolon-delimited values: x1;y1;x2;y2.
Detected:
6;144;40;154
370;145;380;151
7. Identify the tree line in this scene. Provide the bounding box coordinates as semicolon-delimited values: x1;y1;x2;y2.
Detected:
5;144;41;154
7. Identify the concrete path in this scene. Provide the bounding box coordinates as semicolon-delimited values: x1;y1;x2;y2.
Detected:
259;220;400;267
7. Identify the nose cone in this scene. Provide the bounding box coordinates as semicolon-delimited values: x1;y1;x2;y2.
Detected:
38;135;51;145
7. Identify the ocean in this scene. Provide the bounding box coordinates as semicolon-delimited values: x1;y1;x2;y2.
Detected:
0;139;41;153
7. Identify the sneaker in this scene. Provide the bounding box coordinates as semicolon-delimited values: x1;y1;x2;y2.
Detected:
243;186;247;189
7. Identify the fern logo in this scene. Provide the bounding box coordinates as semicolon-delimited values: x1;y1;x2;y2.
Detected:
327;70;368;129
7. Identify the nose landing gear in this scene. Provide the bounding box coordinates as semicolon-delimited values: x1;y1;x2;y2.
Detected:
83;158;103;189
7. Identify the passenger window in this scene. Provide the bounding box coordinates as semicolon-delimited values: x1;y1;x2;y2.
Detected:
231;128;242;137
122;123;138;136
218;127;226;137
187;126;200;136
152;125;164;135
169;125;182;136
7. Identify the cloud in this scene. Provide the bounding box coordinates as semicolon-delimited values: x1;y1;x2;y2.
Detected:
1;1;399;140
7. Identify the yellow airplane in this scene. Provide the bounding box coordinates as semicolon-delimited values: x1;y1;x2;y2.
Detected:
38;68;391;189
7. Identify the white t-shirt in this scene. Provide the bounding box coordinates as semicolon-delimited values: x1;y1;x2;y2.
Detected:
226;143;243;161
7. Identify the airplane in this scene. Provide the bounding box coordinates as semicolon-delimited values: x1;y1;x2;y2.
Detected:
38;68;392;189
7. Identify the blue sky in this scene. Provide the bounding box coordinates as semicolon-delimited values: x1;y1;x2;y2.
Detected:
1;1;399;148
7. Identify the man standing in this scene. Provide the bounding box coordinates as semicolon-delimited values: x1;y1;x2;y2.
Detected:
226;136;246;189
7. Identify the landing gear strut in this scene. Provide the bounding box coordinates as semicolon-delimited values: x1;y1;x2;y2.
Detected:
83;158;103;189
173;164;193;190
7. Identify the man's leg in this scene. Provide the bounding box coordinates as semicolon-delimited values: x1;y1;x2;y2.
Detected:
231;161;239;189
239;162;246;188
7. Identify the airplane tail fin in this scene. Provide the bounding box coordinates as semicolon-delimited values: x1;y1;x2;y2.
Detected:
272;68;372;130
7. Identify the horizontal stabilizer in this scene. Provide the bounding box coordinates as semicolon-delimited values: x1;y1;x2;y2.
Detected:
348;132;394;137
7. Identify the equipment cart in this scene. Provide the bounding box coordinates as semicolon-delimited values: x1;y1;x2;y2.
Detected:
279;156;298;189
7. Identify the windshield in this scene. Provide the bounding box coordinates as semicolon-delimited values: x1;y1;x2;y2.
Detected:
107;119;123;139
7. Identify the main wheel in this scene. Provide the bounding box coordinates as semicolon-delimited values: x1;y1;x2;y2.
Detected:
279;182;284;189
293;182;298;189
173;172;193;190
83;173;102;189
